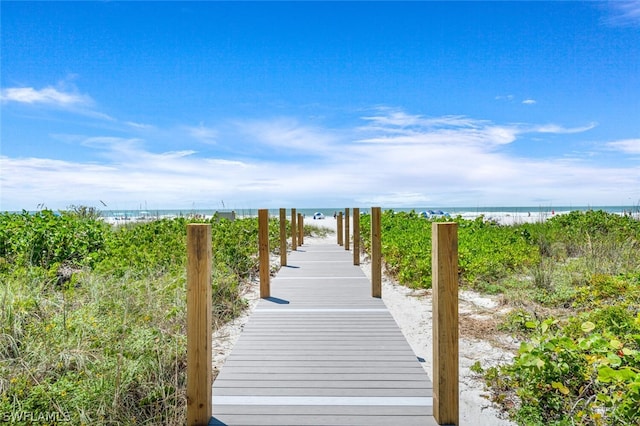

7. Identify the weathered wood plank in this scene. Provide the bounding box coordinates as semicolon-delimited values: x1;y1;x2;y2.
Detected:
210;414;438;426
213;387;432;397
223;354;422;360
214;404;432;415
214;380;431;389
186;224;212;425
219;366;425;374
216;372;430;381
221;359;424;367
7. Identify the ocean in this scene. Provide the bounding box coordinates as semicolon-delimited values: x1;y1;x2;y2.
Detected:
97;205;639;221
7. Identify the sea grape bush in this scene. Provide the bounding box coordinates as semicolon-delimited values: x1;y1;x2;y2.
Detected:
359;209;640;425
359;210;539;288
0;209;109;270
210;216;281;278
482;309;640;425
95;217;192;278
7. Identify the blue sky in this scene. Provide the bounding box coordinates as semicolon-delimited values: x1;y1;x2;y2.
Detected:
1;1;639;211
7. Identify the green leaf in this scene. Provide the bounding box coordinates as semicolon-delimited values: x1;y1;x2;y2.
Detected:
609;339;623;349
581;321;596;333
525;356;546;368
598;366;617;383
519;342;535;353
552;381;570;395
606;353;622;367
541;321;549;334
598;365;638;383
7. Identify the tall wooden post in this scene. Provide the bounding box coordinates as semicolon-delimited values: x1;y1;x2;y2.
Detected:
186;224;212;425
291;208;297;251
298;213;304;246
371;207;381;298
344;208;350;251
353;208;360;265
432;222;459;425
337;212;343;246
258;209;270;298
279;208;287;266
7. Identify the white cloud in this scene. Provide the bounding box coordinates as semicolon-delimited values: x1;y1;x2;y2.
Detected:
533;123;597;134
1;86;91;106
606;138;640;154
603;1;640;27
360;109;425;127
125;121;155;130
236;118;338;156
1;84;116;121
355;110;595;149
186;123;218;144
0;109;637;211
522;99;537;105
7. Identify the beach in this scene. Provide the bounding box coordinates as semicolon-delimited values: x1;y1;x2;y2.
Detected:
213;216;516;425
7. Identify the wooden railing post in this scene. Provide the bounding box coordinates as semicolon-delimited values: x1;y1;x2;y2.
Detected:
353;208;360;265
279;208;287;266
298;213;304;246
186;224;212;425
344;208;350;251
337;212;343;246
371;207;381;298
432;222;459;425
291;208;297;251
259;209;270;298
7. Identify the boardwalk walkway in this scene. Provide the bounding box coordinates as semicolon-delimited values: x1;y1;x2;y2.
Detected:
210;242;437;425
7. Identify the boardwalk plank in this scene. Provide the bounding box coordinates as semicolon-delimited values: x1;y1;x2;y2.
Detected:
219;365;426;373
213;387;433;397
210;414;438;426
214;380;430;389
213;405;432;415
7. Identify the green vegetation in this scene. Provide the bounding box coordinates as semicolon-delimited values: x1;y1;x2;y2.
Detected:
360;210;540;290
360;209;640;425
0;209;283;424
3;206;637;424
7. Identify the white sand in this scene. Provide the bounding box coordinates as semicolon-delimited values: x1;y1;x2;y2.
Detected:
212;216;516;425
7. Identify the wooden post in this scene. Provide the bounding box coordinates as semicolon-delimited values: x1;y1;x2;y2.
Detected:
337;212;343;246
432;222;459;425
186;224;212;425
344;208;350;251
298;213;304;246
291;208;297;251
279;208;287;266
258;209;270;298
353;208;360;265
371;207;381;298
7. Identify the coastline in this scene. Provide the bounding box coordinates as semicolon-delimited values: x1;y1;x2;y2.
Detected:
7;205;636;227
99;205;639;227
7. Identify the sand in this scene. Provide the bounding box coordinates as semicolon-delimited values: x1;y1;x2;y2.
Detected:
212;215;516;425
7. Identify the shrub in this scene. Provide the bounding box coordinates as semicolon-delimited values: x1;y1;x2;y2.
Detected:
0;212;281;424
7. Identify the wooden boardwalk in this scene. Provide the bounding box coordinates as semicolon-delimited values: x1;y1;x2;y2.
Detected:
210;242;437;425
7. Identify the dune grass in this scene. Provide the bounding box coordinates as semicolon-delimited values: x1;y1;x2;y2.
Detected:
0;210;281;424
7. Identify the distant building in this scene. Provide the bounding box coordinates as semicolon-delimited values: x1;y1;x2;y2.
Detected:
214;211;236;221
